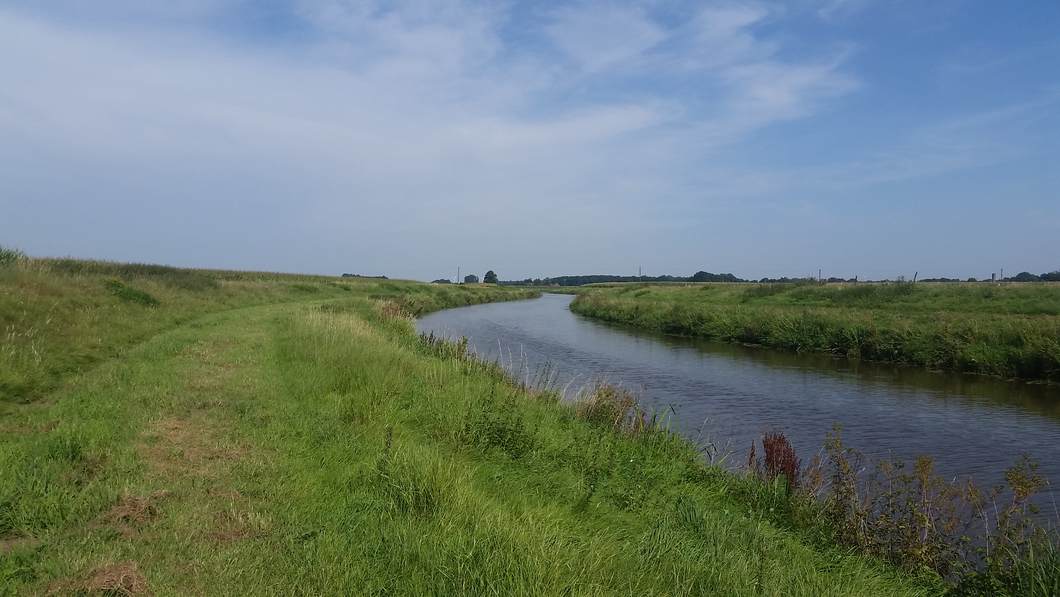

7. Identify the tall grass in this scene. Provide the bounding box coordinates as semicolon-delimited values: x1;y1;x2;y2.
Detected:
0;254;535;404
1;256;1053;594
739;427;1060;594
571;283;1060;381
1;261;928;595
0;245;25;268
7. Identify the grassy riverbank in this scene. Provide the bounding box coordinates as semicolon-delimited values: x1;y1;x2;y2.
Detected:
5;254;1058;594
570;282;1060;382
0;256;532;406
0;254;943;595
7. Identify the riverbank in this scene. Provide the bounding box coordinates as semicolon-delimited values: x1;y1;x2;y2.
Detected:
6;256;1059;594
0;255;939;595
0;255;537;406
570;282;1060;383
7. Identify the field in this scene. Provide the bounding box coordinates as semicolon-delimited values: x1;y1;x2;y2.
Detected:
1;255;1056;595
0;255;950;596
569;282;1060;382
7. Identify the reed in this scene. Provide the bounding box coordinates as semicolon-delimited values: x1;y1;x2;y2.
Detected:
571;283;1060;381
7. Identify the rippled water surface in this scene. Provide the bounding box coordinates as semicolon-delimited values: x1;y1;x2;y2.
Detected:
417;293;1060;502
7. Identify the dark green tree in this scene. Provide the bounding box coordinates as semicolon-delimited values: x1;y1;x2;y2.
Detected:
483;270;498;284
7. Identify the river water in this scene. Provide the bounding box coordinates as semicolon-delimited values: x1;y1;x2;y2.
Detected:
417;293;1060;507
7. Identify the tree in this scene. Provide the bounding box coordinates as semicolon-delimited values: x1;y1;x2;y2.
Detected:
463;274;479;284
1007;272;1040;282
483;270;498;284
431;278;451;284
691;271;741;283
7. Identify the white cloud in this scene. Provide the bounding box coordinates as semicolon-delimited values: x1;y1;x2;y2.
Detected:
546;3;668;72
0;2;868;277
682;4;774;69
720;56;858;123
816;0;873;21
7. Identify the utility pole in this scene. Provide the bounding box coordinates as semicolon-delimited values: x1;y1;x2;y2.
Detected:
457;266;461;284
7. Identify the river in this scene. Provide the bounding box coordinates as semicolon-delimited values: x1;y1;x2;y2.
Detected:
417;293;1060;509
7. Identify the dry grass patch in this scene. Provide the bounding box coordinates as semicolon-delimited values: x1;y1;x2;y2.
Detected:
208;509;271;544
0;535;40;555
83;561;150;595
102;490;170;538
138;418;245;479
48;561;150;596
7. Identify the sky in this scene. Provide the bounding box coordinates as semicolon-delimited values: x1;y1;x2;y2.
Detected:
2;1;1058;281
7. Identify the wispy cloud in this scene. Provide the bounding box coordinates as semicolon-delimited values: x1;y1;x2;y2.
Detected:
546;3;667;72
815;0;873;21
2;1;1054;278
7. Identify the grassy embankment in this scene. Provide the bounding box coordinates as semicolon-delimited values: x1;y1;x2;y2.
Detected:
570;282;1060;382
0;251;941;595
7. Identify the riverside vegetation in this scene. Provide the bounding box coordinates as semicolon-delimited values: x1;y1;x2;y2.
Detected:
570;282;1060;382
1;249;1056;595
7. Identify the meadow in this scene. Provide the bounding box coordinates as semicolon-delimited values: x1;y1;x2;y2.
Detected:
0;252;1055;595
570;282;1060;382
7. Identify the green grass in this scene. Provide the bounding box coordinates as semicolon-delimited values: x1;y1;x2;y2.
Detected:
0;255;945;595
570;282;1060;382
0;256;533;406
0;247;25;268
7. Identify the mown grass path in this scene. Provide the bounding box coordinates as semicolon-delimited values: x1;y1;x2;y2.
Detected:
2;302;304;593
2;298;937;595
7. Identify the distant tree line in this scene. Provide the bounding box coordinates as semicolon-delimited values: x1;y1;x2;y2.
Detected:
431;270;500;284
433;268;1060;287
1004;271;1060;282
342;273;388;279
500;271;744;286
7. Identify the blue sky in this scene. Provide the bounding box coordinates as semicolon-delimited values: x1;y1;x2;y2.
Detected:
2;1;1058;280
